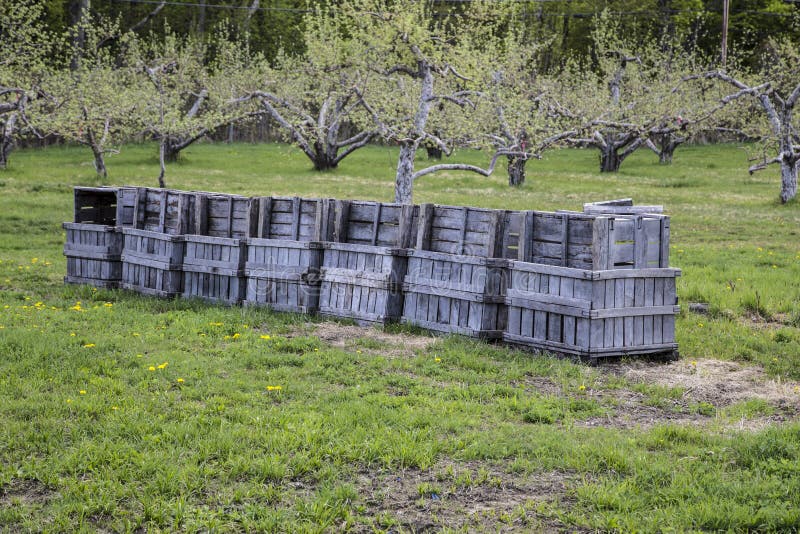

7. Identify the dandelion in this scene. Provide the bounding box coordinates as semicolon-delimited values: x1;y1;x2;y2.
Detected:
104;302;113;307
223;335;231;340
697;323;704;328
772;265;777;269
132;332;140;337
691;360;698;366
70;332;76;337
83;343;96;348
112;406;119;411
44;261;52;266
356;350;362;354
70;302;83;311
31;258;38;263
794;386;799;393
157;362;168;370
66;398;72;404
136;354;143;358
266;385;282;391
579;384;586;391
757;247;763;252
209;322;223;327
772;357;779;363
434;357;441;363
177;378;184;383
260;334;271;340
232;333;240;339
148;366;156;371
79;390;86;395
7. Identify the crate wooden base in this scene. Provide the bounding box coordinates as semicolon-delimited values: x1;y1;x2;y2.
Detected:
318;243;408;326
504;261;680;358
121;228;184;298
183;235;246;305
401;250;508;339
63;222;123;289
243;239;323;314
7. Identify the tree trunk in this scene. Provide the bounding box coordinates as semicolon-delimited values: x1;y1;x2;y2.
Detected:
164;139;180;162
0;114;16;170
599;145;621;173
311;140;338;171
507;155;526;186
395;143;416;204
92;146;107;178
158;140;167;188
780;156;798;203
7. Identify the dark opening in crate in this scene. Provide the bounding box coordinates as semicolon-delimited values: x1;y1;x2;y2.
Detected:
74;186;119;225
318;200;417;325
504;261;680;359
244;196;332;313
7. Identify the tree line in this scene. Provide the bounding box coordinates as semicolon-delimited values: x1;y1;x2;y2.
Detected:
1;0;799;203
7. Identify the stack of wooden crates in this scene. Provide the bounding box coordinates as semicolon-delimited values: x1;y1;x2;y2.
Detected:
64;187;679;361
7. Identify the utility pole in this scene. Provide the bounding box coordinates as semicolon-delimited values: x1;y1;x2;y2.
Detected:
721;0;729;67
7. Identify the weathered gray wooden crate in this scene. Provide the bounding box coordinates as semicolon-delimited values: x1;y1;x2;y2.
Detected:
64;187;124;288
244;196;333;313
182;193;259;304
401;204;509;339
120;189;194;298
63;222;123;288
319;200;417;325
504;261;680;359
500;210;670;270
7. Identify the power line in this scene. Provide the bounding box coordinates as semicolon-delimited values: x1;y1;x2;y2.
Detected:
111;0;310;13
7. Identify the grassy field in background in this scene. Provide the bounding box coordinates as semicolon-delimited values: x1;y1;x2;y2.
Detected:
1;142;799;532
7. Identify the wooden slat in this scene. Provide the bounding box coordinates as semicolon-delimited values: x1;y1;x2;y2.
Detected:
416;203;434;250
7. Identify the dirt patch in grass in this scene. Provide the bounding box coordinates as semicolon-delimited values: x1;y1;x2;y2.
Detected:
354;462;580;533
0;478;55;506
305;321;437;357
606;358;800;407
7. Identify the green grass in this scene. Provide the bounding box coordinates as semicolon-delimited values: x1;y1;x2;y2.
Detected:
1;141;799;531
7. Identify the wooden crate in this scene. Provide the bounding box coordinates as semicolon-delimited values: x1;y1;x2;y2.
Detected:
401;204;508;338
244;196;332;313
182;193;258;305
63;222;123;288
504;261;680;359
318;200;417;325
116;187;196;234
120;191;193;298
500;211;670;270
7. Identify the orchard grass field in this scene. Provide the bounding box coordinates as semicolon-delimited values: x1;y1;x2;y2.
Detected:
1;142;800;532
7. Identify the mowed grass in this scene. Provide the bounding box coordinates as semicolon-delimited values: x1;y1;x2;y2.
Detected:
1;142;799;531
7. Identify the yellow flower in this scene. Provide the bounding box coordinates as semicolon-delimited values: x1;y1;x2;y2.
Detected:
260;334;271;340
356;350;362;354
209;322;223;327
223;335;231;340
157;362;168;369
177;378;184;383
148;366;155;371
79;390;86;395
697;323;704;328
31;258;38;263
691;361;698;366
66;398;72;404
757;247;763;252
434;357;441;363
104;302;113;307
132;332;140;337
70;332;76;337
232;333;240;339
112;406;119;411
266;385;282;391
579;384;586;391
83;343;96;348
136;354;143;358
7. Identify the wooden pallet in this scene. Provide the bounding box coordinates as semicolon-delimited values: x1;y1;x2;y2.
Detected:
401;204;508;338
63;222;123;288
503;261;680;359
318;200;417;325
243;196;332;313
